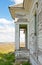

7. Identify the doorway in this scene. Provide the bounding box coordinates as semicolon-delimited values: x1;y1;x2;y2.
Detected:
19;24;27;49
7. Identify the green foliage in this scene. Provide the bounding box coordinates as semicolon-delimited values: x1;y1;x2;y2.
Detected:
15;61;31;65
0;52;15;65
0;52;31;65
22;61;31;65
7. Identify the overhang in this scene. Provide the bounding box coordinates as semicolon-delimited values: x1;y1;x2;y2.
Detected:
9;0;37;19
9;3;27;19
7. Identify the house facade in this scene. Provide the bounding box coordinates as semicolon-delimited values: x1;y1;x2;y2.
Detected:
9;0;42;65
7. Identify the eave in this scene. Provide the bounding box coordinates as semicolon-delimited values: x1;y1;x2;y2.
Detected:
9;0;38;19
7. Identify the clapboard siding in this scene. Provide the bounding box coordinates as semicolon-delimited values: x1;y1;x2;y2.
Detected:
38;55;42;65
29;16;35;54
30;55;38;65
29;1;42;65
38;11;42;49
38;1;42;64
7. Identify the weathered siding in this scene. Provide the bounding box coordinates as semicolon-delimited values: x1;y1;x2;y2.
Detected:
29;0;42;65
30;55;38;65
29;15;35;54
29;15;38;65
38;10;42;64
38;11;42;49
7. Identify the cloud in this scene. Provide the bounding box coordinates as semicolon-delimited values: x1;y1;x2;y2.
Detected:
11;0;23;4
0;18;25;42
0;18;15;42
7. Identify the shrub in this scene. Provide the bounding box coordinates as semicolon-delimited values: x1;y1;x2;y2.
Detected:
22;61;31;65
0;52;15;65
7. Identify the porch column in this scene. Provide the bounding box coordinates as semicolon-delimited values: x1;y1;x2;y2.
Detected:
25;28;27;48
15;23;20;50
27;24;29;49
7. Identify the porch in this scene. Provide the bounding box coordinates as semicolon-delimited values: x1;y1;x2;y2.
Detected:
15;48;29;61
15;18;29;61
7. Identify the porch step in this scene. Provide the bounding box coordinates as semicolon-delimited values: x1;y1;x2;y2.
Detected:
15;59;28;62
15;56;29;61
15;49;30;63
14;58;30;65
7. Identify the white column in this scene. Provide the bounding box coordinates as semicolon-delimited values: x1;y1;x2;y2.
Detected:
25;29;27;48
27;24;29;49
15;23;20;50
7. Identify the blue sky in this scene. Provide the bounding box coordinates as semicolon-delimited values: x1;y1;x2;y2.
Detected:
0;0;15;42
0;0;23;20
0;0;24;42
0;0;15;20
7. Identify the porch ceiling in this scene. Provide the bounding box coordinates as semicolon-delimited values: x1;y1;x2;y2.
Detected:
19;24;27;29
9;0;37;19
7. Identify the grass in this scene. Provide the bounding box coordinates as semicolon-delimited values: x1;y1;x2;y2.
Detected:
0;52;31;65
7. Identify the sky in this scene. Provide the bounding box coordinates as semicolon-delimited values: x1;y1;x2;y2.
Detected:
0;0;24;42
